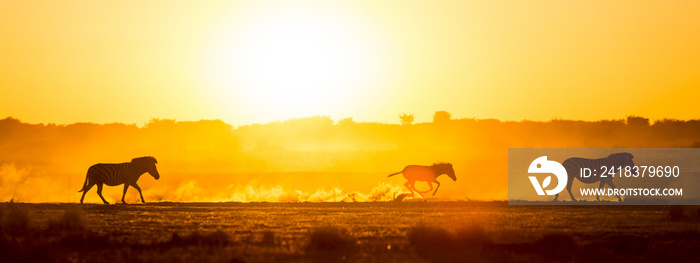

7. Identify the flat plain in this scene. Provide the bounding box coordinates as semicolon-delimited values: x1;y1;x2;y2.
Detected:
1;202;699;262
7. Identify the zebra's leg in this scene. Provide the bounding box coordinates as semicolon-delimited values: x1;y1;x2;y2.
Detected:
132;183;146;203
410;181;424;197
404;181;416;197
607;180;623;202
432;180;441;196
80;182;95;204
596;181;605;201
420;181;434;194
121;184;129;204
96;183;109;204
566;177;577;201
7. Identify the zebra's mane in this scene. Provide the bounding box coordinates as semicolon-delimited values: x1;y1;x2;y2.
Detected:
132;156;157;164
432;162;452;167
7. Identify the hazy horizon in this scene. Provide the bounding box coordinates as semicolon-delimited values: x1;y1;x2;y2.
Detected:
2;114;698;128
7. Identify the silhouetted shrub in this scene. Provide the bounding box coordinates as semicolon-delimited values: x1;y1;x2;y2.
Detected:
627;116;650;127
399;113;415;125
433;111;452;123
307;226;354;251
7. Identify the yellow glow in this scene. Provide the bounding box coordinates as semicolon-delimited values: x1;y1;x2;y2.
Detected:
201;2;387;122
0;1;699;125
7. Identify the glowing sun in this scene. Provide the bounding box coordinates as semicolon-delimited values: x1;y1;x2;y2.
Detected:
203;2;386;122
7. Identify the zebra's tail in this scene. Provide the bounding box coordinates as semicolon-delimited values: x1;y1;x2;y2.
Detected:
78;175;88;192
387;171;403;177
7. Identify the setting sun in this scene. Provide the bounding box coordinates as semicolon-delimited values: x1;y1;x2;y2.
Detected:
201;2;388;122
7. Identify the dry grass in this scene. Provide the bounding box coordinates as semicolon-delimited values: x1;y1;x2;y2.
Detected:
1;202;700;262
167;230;230;247
668;205;700;221
48;208;85;232
306;226;354;251
1;204;31;236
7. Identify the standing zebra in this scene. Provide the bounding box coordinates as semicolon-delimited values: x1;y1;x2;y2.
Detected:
388;163;456;197
78;156;160;204
554;152;636;202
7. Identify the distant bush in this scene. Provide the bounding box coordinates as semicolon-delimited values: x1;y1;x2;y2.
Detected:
399;113;415;125
433;111;452;123
627;115;650;127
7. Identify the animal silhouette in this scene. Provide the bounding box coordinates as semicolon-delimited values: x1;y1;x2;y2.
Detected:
78;156;160;204
388;163;456;197
555;152;635;202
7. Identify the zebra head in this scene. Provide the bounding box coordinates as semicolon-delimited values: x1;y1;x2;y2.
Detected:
435;163;456;181
132;156;160;180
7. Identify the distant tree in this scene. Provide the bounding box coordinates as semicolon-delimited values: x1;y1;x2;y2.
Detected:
143;118;176;129
337;117;355;126
626;116;650;127
399;113;415;125
433;111;452;123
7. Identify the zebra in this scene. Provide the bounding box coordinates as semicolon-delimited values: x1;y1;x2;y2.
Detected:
554;152;636;202
78;156;160;204
388;163;456;197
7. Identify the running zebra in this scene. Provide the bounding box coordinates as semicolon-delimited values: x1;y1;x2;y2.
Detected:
78;156;160;204
387;163;456;197
554;152;636;202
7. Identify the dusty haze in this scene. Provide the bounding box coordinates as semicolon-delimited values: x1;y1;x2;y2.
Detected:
1;116;698;203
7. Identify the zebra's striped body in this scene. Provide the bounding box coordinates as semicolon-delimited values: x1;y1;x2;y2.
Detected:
555;152;635;202
79;156;160;204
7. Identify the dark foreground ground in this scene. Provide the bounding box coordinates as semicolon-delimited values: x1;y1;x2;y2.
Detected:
1;201;700;263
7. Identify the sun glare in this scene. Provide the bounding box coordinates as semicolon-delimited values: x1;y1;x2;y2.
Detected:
202;2;386;123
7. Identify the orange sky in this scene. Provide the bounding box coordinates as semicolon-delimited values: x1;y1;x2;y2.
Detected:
1;0;699;125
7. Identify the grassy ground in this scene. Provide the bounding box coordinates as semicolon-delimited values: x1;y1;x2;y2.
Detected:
1;202;699;262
